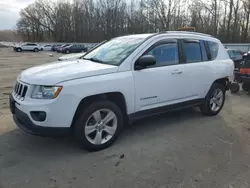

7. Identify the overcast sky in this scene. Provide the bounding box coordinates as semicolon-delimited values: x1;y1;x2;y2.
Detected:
0;0;35;30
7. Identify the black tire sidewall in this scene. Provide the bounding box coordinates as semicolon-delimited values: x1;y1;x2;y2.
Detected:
242;83;249;91
202;83;225;115
229;82;240;93
74;100;124;151
34;48;38;52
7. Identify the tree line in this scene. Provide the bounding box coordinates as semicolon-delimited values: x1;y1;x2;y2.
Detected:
16;0;250;43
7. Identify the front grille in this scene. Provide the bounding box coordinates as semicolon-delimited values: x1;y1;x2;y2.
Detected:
14;81;28;100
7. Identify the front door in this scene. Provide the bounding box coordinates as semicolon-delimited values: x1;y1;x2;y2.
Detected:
133;39;188;113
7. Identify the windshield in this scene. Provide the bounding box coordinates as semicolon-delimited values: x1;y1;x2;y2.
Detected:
83;36;146;66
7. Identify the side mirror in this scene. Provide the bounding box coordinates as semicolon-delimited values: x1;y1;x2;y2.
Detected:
135;55;156;70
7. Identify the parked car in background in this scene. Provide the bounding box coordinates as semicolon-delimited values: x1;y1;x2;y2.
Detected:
58;41;107;61
51;44;62;51
57;44;71;53
61;44;87;54
235;50;245;55
13;43;40;52
227;48;243;70
58;52;86;61
227;49;242;61
41;44;52;51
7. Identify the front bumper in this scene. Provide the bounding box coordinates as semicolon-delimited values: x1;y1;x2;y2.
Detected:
9;94;70;136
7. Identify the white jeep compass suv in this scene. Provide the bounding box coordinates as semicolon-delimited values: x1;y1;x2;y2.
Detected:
9;32;234;151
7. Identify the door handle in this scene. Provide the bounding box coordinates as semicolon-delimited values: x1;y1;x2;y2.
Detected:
171;70;183;74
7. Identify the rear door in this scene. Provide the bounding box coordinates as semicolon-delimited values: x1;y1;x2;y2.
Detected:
180;39;213;99
27;43;36;50
21;43;29;50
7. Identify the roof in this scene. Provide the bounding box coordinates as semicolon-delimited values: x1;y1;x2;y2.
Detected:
118;31;215;40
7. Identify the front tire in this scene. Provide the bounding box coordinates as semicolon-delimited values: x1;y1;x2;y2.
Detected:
200;83;225;116
34;48;39;52
73;100;124;151
17;48;22;52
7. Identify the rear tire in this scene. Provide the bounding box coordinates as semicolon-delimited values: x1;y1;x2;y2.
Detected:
66;50;70;54
73;100;124;151
200;83;225;116
34;48;39;52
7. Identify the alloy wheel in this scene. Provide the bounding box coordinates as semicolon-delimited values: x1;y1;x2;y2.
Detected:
85;109;117;145
209;88;223;112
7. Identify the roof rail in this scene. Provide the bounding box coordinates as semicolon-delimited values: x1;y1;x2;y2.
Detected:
158;31;214;38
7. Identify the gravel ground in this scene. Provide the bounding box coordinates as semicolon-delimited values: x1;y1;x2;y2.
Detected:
0;48;250;188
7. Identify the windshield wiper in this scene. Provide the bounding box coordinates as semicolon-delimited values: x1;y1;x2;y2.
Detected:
83;57;104;64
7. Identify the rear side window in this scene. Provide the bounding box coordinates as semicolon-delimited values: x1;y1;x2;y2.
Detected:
207;41;219;60
183;42;202;63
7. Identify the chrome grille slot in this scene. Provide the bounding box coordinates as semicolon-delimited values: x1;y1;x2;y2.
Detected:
21;86;28;98
14;81;28;100
18;84;23;95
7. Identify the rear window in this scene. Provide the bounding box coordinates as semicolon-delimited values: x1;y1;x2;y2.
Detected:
207;41;219;60
242;60;250;68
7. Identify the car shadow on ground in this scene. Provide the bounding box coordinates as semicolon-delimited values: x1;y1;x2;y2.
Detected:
0;107;216;157
1;107;242;188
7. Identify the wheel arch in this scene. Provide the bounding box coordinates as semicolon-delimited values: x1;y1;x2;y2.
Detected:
71;92;128;128
212;77;229;90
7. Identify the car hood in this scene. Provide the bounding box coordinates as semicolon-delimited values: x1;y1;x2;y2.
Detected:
18;59;118;85
58;52;86;61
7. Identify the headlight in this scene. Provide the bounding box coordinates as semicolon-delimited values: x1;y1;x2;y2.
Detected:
31;86;63;99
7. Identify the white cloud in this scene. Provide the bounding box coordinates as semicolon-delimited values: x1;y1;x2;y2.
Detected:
0;0;35;29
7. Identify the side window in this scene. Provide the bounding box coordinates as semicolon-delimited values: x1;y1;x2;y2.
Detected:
183;41;202;63
144;42;179;67
207;41;219;60
200;41;208;61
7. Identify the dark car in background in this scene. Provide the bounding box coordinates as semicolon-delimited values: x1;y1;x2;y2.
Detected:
61;44;88;54
227;49;243;61
56;44;71;53
227;49;243;70
51;44;62;51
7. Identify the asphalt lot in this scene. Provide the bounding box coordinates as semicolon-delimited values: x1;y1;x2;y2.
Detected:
0;48;250;188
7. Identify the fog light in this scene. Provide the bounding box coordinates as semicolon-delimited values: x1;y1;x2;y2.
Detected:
30;111;46;122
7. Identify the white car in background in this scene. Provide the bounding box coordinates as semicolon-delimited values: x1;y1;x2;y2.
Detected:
13;43;40;52
41;44;52;51
58;52;86;61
